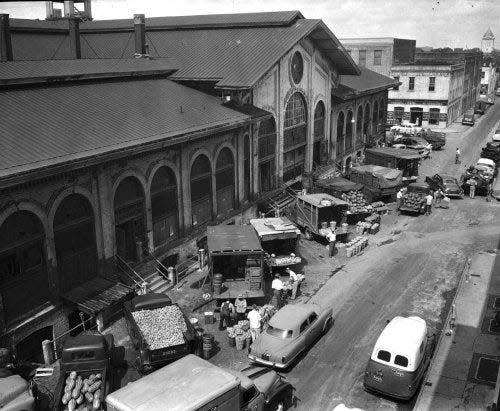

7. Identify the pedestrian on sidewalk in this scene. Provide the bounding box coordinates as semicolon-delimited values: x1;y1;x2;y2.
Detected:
286;267;303;300
468;178;477;199
234;294;247;322
425;192;433;215
326;230;336;258
219;299;235;330
455;147;461;164
247;304;262;342
271;274;284;308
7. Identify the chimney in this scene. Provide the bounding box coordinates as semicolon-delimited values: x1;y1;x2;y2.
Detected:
68;17;81;59
0;14;13;62
134;14;147;57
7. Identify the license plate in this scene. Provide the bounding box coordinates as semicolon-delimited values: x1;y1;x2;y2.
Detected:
373;375;383;382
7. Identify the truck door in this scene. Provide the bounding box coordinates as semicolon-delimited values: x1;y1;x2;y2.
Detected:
241;386;261;411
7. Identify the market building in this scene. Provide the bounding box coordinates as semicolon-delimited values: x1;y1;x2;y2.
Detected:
388;61;465;128
339;37;416;77
0;9;404;361
332;68;398;172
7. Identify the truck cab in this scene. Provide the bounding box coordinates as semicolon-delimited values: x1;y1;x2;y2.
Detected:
462;110;475;126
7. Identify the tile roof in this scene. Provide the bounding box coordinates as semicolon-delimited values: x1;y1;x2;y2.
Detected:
0;58;178;86
9;12;359;87
0;78;250;181
333;67;398;99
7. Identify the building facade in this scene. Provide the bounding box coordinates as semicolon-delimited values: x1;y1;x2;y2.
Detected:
339;38;416;77
388;62;464;128
481;61;497;96
482;27;495;54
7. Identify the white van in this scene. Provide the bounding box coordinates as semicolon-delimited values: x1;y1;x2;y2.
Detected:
363;316;435;400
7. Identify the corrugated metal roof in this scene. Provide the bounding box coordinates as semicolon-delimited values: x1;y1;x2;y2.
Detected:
0;58;178;86
0;78;250;179
207;225;263;253
9;13;359;86
78;11;305;31
334;67;399;99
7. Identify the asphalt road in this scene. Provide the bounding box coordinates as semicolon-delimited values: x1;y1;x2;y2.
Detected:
283;103;500;411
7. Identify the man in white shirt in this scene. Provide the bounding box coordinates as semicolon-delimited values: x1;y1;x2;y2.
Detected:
271;274;284;308
396;188;403;213
247;304;262;342
326;230;336;258
425;192;433;215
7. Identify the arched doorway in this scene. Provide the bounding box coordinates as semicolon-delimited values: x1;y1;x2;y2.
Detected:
410;107;423;125
191;154;213;227
363;103;371;140
336;111;345;157
0;211;49;324
258;118;277;193
243;136;251;201
356;106;363;144
313;101;326;167
215;147;235;216
283;92;307;182
114;177;146;262
346;110;353;151
54;194;98;293
150;167;178;248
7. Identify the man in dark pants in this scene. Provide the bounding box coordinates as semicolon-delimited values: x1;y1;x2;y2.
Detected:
219;299;234;330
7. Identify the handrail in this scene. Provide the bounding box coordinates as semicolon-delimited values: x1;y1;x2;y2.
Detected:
142;246;170;281
175;255;199;285
115;254;146;288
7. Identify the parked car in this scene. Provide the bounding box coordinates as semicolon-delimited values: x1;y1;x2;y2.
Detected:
390;122;422;136
418;128;446;150
496;87;500;97
481;142;500;163
425;174;464;198
477;158;497;177
248;304;333;369
462;110;475;126
363;316;435;400
493;128;500;142
392;136;431;156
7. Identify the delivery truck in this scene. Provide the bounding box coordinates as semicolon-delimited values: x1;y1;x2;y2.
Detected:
364;147;420;184
123;293;198;374
105;354;294;411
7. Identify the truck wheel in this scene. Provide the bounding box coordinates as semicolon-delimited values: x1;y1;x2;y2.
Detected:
304;228;312;241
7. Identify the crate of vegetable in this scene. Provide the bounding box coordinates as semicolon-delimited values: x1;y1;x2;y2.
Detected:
60;371;104;411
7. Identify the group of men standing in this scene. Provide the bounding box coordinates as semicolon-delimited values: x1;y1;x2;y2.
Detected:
219;296;263;342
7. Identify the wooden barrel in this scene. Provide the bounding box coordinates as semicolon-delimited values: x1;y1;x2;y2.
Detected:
235;335;245;350
228;335;236;347
213;273;223;285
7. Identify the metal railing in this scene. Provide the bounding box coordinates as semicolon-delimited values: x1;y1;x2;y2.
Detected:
142;246;170;282
115;254;147;293
175;255;199;285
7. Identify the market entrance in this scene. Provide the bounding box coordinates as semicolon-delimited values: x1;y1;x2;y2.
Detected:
0;211;50;324
114;177;146;262
54;194;98;293
215;148;235;216
313;101;326;167
151;166;179;248
410;107;423;125
258;118;277;193
190;154;213;227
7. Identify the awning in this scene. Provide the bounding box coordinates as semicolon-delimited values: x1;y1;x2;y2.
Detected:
62;277;134;316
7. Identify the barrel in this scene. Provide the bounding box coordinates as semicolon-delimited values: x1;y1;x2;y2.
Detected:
204;312;214;324
235;335;245;350
213;284;222;295
245;334;252;348
228;335;236;347
202;333;214;357
213;273;223;285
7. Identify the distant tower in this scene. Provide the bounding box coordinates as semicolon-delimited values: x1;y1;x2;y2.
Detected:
482;27;495;53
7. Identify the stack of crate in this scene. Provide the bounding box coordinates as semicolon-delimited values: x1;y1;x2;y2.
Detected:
246;258;261;291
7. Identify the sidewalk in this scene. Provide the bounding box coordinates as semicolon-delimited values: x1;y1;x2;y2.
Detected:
414;250;500;410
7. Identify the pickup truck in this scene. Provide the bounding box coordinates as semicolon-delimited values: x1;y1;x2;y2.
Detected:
105;354;294;411
418;128;446;150
462;110;475;126
54;332;114;411
399;182;431;214
124;293;198;374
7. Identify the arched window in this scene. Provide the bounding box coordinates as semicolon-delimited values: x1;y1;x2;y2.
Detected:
346;110;353;151
363;103;371;138
336;111;345;156
313;101;326;166
0;211;49;323
258;118;277;192
55;194;97;292
215;147;235;215
244;136;251;200
191;155;212;226
356;106;363;142
151;167;178;248
114;176;146;261
373;101;379;130
284;93;307;181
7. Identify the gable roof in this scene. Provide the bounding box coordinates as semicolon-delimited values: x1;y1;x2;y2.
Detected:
333;67;399;100
483;27;495;40
9;11;359;88
0;77;254;184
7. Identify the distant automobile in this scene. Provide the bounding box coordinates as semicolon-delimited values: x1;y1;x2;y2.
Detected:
425;174;464;198
390;122;422;136
462;110;475;126
493;129;500;142
393;136;431;156
248;303;333;369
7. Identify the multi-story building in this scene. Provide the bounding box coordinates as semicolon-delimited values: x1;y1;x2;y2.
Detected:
415;49;482;115
481;60;497;96
339;38;416;77
0;9;396;361
388;61;464;128
482;27;495;54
